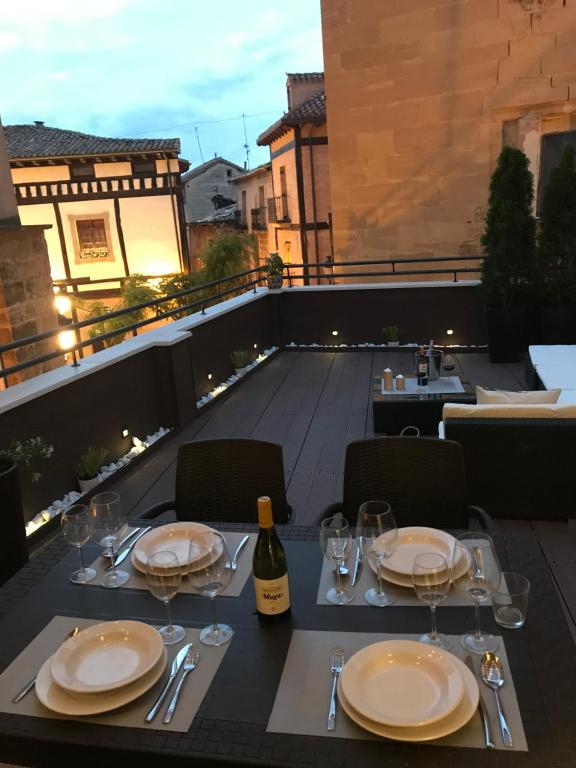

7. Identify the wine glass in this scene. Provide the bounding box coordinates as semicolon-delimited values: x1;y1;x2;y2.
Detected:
146;550;186;645
89;491;129;589
412;553;451;649
187;531;233;646
356;501;398;607
61;504;97;584
451;532;501;654
319;516;354;605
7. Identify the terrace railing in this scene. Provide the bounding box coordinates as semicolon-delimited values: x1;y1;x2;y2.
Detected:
251;207;267;230
267;194;290;223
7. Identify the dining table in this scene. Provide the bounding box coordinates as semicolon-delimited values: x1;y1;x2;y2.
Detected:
0;521;575;767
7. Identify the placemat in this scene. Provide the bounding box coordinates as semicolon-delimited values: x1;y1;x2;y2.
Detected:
378;376;465;395
88;530;256;597
316;555;472;607
268;629;527;751
0;616;230;733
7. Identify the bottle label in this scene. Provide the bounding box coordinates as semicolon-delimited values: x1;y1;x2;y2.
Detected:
418;362;428;375
254;574;290;614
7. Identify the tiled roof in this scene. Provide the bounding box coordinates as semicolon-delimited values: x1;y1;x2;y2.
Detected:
286;72;324;83
231;161;271;183
181;156;245;183
193;203;237;224
4;123;181;161
257;91;326;146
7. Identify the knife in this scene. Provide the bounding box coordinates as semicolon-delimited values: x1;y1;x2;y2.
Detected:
351;539;362;586
105;526;151;571
145;642;191;722
465;655;495;749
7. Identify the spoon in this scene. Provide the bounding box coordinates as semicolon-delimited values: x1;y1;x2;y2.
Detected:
480;652;513;747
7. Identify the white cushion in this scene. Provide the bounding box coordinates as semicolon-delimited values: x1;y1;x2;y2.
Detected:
558;389;576;404
534;364;576;390
476;386;560;404
529;345;576;367
442;402;576;420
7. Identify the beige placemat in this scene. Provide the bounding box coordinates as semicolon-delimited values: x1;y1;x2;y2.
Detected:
317;555;472;607
88;530;256;597
0;616;230;733
268;630;527;751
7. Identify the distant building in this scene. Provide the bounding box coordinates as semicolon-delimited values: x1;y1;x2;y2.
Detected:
5;122;190;290
187;203;237;270
257;73;333;283
232;162;272;265
182;157;245;224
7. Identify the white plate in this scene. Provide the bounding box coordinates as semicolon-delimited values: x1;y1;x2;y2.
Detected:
340;640;464;727
132;530;224;575
37;647;167;716
338;652;479;741
51;620;164;694
380;527;456;576
133;522;216;570
376;552;469;588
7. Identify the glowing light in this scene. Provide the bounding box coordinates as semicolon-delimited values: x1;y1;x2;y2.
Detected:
54;295;72;315
446;329;454;335
207;373;213;380
331;330;339;336
121;428;129;439
253;343;258;349
58;330;75;351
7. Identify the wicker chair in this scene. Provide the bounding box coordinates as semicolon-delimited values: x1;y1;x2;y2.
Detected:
317;436;493;529
136;438;291;524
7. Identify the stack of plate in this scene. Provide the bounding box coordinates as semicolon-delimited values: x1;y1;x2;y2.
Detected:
131;522;221;574
370;526;467;587
35;621;166;715
337;640;479;741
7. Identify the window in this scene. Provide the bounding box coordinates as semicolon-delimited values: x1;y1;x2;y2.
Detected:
538;130;576;213
69;213;115;265
132;158;157;176
70;162;95;179
226;169;232;178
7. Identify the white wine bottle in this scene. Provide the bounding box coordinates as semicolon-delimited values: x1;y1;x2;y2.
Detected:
252;496;291;621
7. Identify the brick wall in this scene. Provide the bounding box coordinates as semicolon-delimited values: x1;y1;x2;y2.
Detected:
322;0;576;265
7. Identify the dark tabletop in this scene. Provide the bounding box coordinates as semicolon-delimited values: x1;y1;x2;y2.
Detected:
0;523;575;768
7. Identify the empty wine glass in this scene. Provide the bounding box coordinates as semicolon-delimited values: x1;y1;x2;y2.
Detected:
61;504;96;584
187;531;233;646
412;553;451;649
319;516;354;605
90;491;129;589
357;501;398;607
452;532;501;654
146;550;186;645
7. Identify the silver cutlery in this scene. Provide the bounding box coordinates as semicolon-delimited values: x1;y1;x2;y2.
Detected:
351;539;362;586
327;647;345;731
162;643;200;724
481;652;513;747
105;526;152;571
101;525;139;558
465;655;495;749
145;642;191;722
225;535;250;571
13;625;81;703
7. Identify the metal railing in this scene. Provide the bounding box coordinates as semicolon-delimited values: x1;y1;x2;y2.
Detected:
267;194;290;223
251;207;267;230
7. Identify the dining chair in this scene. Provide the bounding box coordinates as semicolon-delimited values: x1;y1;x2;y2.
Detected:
317;436;493;529
136;438;292;524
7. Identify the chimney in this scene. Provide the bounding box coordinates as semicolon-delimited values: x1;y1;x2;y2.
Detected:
34;121;44;127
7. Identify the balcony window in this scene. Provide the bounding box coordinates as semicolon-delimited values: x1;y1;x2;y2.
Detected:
69;213;115;264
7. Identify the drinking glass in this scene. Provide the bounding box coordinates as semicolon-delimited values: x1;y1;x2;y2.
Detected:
319;516;354;605
61;504;97;584
90;491;129;588
187;531;233;646
356;501;397;607
412;553;451;649
451;532;501;654
146;550;186;645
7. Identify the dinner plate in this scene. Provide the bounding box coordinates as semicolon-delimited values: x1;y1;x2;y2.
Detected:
131;528;224;575
380;527;457;576
340;640;464;727
37;648;167;715
338;652;479;741
376;551;470;588
51;620;164;694
132;522;217;570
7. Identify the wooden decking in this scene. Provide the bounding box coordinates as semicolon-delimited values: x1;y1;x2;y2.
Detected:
110;349;527;526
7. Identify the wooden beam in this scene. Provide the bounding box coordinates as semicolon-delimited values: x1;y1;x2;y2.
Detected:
53;201;72;281
114;197;130;278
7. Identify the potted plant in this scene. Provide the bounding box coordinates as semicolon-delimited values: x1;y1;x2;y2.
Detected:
538;145;576;343
0;437;53;584
75;446;109;494
481;146;538;362
230;349;253;376
264;252;284;290
382;325;400;346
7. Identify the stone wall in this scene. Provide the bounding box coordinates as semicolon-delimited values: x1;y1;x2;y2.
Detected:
0;225;60;386
322;0;576;265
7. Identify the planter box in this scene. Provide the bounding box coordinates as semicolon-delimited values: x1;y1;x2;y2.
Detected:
485;306;527;363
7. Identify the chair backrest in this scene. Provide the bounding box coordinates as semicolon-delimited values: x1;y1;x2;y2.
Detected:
174;439;290;524
445;418;576;519
341;436;470;528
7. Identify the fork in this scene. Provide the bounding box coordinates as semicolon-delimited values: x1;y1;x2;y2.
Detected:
162;644;200;724
327;647;345;731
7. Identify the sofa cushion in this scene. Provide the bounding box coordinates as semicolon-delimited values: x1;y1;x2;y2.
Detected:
443;402;576;420
476;385;561;404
